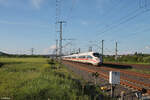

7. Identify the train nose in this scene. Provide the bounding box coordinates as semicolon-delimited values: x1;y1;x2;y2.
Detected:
96;58;100;61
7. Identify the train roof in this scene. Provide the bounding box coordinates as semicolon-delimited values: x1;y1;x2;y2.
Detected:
63;52;100;57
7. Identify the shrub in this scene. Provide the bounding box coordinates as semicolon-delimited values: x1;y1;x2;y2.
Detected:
143;56;150;63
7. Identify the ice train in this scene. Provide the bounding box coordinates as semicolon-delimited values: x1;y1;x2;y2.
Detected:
62;52;103;66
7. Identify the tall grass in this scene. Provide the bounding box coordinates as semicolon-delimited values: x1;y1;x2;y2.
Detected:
0;58;113;100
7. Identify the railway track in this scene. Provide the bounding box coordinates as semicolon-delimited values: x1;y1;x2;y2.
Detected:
63;61;150;95
105;62;150;70
100;66;150;79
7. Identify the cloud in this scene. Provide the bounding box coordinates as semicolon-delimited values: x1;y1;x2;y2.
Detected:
31;0;44;9
42;45;56;54
50;45;56;50
145;46;150;49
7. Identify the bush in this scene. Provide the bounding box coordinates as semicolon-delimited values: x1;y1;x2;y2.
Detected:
143;56;150;63
104;56;115;62
104;55;150;64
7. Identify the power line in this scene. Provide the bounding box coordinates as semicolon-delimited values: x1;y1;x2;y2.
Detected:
119;27;150;43
66;0;77;21
55;0;62;40
96;8;150;39
95;1;140;35
62;38;76;54
97;0;126;23
63;0;77;37
95;0;150;39
96;8;140;38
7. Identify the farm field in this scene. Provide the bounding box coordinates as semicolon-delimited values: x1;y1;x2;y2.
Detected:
0;57;89;100
0;57;113;100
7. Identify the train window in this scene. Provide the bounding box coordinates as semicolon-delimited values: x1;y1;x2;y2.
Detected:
79;56;86;58
93;53;100;57
87;55;93;59
82;56;86;58
72;56;76;58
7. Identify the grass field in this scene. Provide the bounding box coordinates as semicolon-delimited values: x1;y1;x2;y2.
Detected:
0;57;113;100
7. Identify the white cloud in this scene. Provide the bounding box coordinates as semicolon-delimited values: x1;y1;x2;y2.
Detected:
145;46;150;49
42;45;56;54
50;45;56;50
31;0;44;9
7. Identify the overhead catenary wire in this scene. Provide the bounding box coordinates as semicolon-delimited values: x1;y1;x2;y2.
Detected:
119;27;150;43
95;0;150;40
96;1;140;31
96;0;131;29
87;1;150;55
55;0;60;39
55;0;150;55
63;0;77;35
96;8;150;40
66;0;77;22
96;8;140;38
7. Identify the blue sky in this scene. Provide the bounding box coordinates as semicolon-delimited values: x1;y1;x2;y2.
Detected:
0;0;150;55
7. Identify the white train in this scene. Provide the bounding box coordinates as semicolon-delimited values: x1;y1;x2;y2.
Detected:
62;52;103;65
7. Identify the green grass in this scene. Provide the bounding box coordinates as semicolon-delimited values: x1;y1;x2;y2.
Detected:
0;58;114;100
0;58;47;63
0;58;81;100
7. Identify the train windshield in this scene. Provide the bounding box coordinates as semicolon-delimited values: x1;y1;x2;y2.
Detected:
93;53;100;57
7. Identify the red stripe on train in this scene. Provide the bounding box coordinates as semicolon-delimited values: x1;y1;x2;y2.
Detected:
63;58;97;63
